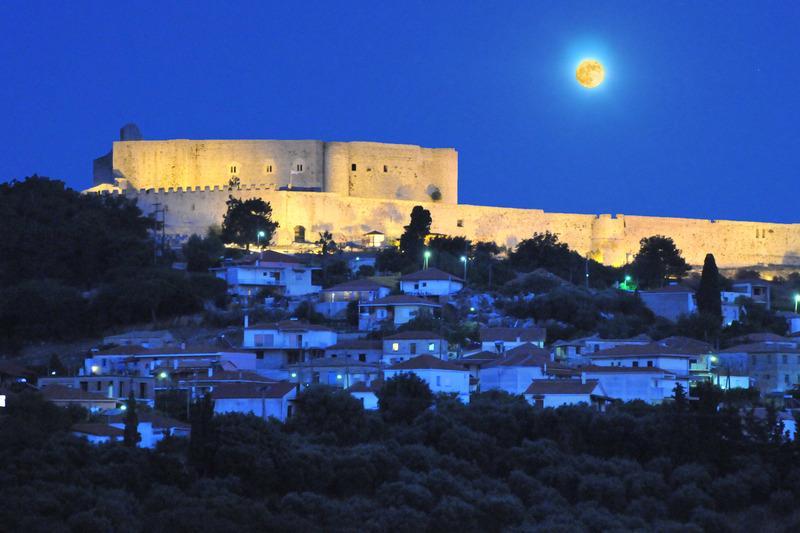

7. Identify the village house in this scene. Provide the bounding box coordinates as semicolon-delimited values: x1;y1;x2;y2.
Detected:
101;411;191;448
718;339;800;394
362;230;386;248
399;268;464;297
480;326;546;353
242;320;337;374
102;329;176;349
457;350;502;382
552;334;651;363
358;295;441;331
212;381;298;421
324;339;383;363
38;375;156;406
731;279;772;309
42;385;119;412
316;278;390;318
385;354;471;403
348;380;382;410
524;378;609;410
82;345;257;378
639;285;696;322
71;423;124;445
211;250;321;297
286;358;382;388
579;366;686;404
347;252;378;273
382;331;446;365
478;343;551;394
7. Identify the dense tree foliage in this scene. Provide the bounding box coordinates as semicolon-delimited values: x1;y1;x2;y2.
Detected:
0;176;152;288
631;235;691;288
696;253;723;320
182;228;225;272
221;196;279;250
3;387;800;532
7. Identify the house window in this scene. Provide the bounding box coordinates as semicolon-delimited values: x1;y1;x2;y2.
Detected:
647;360;653;367
294;226;306;242
383;165;388;172
352;163;357;171
392;342;399;352
428;342;435;352
359;354;366;362
410;343;417;354
632;361;639;367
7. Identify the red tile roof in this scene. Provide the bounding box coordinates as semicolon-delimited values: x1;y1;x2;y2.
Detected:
385;330;442;340
579;365;675;375
72;423;125;437
721;342;800;354
247;320;334;332
480;327;546;343
348;380;383;393
211;381;297;399
590;337;711;358
388;354;464;371
459;351;503;364
361;295;442;307
400;267;464;282
326;340;383;351
485;344;551;368
525;379;600;395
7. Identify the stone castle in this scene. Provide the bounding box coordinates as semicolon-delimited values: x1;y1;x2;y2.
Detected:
88;124;800;270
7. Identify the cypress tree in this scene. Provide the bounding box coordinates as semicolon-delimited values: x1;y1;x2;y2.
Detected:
123;391;140;448
696;253;722;320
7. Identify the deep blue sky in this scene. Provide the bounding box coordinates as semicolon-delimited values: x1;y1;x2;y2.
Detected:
1;1;798;222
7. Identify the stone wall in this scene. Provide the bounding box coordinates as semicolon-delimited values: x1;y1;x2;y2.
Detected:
106;139;457;204
114;186;800;269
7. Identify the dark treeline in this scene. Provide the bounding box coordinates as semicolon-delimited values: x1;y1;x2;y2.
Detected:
2;382;800;532
0;177;227;350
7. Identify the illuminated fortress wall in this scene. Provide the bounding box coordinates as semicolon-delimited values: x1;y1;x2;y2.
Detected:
89;126;800;269
98;138;458;205
111;186;800;269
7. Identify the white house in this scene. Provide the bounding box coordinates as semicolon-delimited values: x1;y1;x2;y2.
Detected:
316;279;391;318
104;412;191;448
324;339;383;364
71;423;124;445
212;381;298;421
586;337;708;381
399;268;464;297
358;295;441;331
286;358;382;389
731;279;772;309
718;339;800;394
553;334;651;363
524;379;609;409
580;366;686;404
362;230;386;249
639;285;696;322
478;343;551;394
480;327;546;352
211;250;321;297
385;355;471;403
243;320;337;374
382;330;445;365
348;380;382;410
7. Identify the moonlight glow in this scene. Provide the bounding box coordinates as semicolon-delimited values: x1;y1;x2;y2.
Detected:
576;59;605;88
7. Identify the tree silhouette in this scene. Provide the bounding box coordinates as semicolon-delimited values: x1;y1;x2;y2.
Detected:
696;253;722;320
377;373;434;423
399;206;432;266
221;196;279;251
631;235;690;288
123;391;140;448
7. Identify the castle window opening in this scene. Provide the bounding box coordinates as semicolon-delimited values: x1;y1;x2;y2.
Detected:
265;164;273;174
294;225;306;242
351;163;357;171
457;219;463;228
296;164;304;172
230;165;237;173
383;165;388;173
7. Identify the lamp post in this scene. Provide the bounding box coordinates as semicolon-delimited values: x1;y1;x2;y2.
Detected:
794;293;800;314
423;249;431;269
257;230;266;248
460;255;468;283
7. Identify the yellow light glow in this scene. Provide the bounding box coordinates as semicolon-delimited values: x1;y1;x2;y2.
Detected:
576;59;605;89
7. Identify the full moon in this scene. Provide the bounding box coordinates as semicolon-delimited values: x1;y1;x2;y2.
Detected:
576;59;605;88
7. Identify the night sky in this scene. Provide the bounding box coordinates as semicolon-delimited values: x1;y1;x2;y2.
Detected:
1;1;798;222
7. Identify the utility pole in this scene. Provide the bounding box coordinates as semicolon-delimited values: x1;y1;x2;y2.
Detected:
585;256;589;289
151;202;166;264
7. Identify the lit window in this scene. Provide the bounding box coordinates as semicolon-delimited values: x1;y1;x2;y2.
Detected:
392;342;399;352
428;342;435;351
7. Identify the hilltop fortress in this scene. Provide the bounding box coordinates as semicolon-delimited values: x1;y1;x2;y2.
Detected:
88;124;800;269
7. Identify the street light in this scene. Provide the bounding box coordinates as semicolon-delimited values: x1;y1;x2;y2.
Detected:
257;230;266;248
794;293;800;313
158;371;168;380
460;255;468;282
423;249;431;269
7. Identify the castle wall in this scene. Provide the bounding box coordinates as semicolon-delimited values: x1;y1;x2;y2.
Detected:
109;139;457;204
111;140;326;191
118;187;800;269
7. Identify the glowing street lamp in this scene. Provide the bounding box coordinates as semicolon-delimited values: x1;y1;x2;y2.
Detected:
257;230;266;248
423;249;431;269
794;293;800;313
158;371;169;380
460;255;468;282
